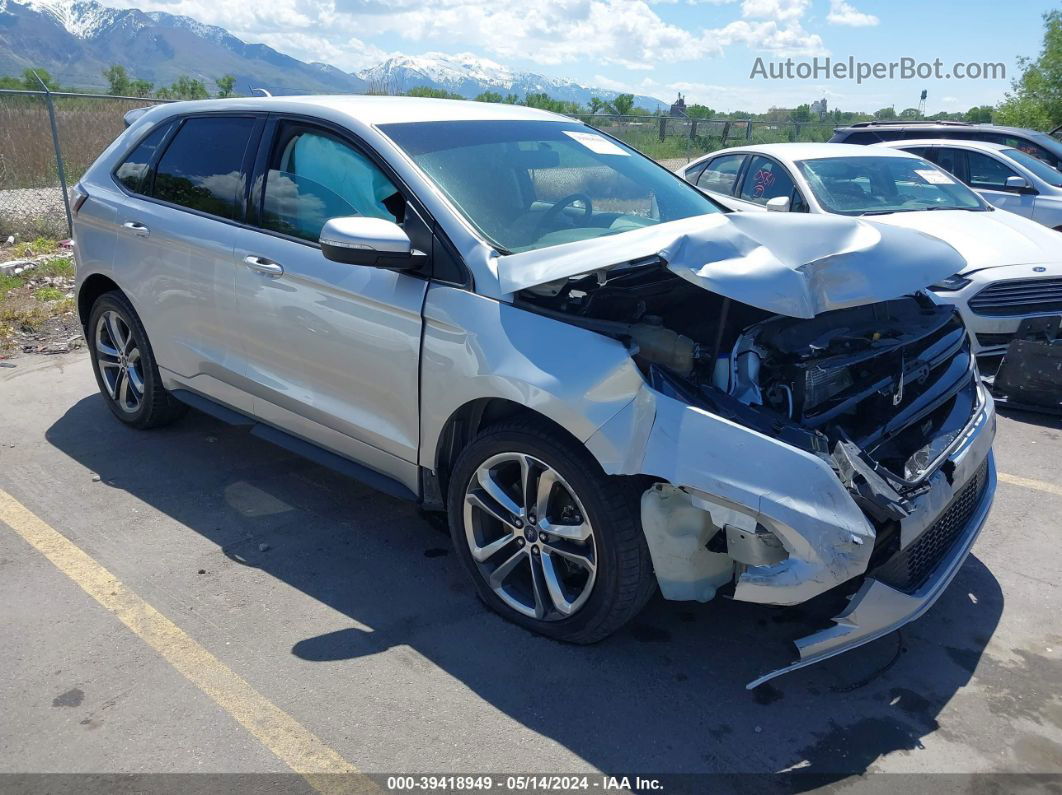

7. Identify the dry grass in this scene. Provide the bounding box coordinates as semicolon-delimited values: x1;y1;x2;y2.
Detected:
0;253;77;353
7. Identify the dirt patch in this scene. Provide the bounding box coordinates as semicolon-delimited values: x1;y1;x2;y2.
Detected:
0;241;82;357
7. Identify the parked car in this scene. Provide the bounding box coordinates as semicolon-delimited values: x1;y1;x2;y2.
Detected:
829;120;1062;169
73;97;996;687
679;143;1062;362
875;138;1062;230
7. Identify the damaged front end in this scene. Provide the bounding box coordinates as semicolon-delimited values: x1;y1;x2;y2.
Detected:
518;232;996;686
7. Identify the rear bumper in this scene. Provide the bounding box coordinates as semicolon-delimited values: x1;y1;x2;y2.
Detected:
747;447;996;689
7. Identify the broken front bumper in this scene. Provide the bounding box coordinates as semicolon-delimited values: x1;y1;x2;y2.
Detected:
747;395;997;689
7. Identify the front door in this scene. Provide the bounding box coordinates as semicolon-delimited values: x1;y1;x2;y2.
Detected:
233;118;427;487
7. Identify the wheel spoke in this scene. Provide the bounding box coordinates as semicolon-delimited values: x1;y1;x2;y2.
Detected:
540;551;575;616
529;553;549;619
534;467;556;520
476;467;522;521
541;539;594;572
127;365;144;398
488;547;527;590
540;517;592;543
96;336;119;358
116;368;130;407
466;491;518;530
106;312;129;354
469;529;518;563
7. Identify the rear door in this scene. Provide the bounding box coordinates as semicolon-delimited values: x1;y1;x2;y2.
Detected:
231;116;429;487
965;149;1037;218
730;154;804;213
114;114;262;409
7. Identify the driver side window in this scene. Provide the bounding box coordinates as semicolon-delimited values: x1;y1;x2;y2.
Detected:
966;151;1019;190
260;125;401;243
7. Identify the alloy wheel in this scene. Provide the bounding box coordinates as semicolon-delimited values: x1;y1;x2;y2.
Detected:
463;452;597;620
94;310;144;414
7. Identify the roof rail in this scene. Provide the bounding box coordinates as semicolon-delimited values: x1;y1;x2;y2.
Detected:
848;120;973;128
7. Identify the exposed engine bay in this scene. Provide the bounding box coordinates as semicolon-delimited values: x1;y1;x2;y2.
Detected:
518;261;980;522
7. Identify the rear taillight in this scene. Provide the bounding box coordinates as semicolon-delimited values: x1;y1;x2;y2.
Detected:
70;183;88;215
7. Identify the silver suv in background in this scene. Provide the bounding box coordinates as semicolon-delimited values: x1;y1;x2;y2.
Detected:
73;96;996;686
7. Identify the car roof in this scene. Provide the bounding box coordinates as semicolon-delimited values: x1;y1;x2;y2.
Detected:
877;138;1011;153
697;142;924;163
835;121;1038;136
142;94;568;126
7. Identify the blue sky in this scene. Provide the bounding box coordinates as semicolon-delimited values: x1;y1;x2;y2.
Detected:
100;0;1051;113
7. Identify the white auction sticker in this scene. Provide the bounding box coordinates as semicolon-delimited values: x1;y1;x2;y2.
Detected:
915;169;955;185
563;130;629;156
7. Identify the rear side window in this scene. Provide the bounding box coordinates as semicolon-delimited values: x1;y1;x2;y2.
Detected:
840;131;885;144
114;122;172;193
152;116;256;219
697;154;745;193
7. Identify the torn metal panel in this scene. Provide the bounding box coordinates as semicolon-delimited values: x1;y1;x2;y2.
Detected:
496;213;966;318
747;451;996;690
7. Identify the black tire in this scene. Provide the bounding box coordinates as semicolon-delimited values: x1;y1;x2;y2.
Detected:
447;418;656;644
86;291;186;429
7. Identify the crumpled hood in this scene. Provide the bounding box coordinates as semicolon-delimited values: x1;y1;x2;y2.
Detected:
496;212;966;319
868;208;1062;274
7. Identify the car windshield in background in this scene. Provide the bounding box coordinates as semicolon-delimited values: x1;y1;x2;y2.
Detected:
379;120;719;253
1002;147;1062;187
796;156;986;216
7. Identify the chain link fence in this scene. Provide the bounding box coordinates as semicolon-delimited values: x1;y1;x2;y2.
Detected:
0;90;170;239
576;114;836;170
0;91;836;240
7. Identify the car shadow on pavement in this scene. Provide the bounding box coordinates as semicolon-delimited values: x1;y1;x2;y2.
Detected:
46;397;1005;784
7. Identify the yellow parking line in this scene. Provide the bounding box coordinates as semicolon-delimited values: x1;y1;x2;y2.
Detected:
998;472;1062;498
0;488;366;794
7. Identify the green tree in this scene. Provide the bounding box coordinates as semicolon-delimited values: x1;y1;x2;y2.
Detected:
215;74;237;98
791;103;812;122
587;97;607;114
22;68;59;90
130;79;154;98
686;103;716;119
963;105;994;123
474;90;503;103
996;10;1062;129
104;65;131;96
406;86;463;99
609;93;635;116
899;107;921;119
873;106;896;120
157;75;209;100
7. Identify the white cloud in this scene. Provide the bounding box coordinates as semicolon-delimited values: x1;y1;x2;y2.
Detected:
826;0;879;27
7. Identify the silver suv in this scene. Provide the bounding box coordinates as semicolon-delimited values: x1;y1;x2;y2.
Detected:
73;96;997;686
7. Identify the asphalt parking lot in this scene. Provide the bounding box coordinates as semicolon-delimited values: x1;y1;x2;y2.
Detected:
1;350;1061;789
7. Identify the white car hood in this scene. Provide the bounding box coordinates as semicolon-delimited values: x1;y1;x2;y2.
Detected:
868;208;1062;274
496;212;966;319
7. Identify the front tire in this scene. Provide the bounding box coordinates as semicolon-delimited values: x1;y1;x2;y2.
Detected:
87;291;186;429
447;418;656;644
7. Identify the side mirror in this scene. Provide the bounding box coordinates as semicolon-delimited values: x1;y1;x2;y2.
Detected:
766;196;791;212
319;216;426;270
1005;175;1033;193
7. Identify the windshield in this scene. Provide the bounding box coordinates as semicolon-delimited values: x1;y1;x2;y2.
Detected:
796;155;986;215
378;120;719;253
1002;147;1062;187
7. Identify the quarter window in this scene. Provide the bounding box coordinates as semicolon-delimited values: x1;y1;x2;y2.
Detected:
966;150;1019;189
152;116;256;219
114;122;172;194
260;127;401;243
738;155;796;205
697;154;745;194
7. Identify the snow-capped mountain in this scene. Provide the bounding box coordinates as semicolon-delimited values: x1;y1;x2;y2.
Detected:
359;53;663;111
0;0;665;110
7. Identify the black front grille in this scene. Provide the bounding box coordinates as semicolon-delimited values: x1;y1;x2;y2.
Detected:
975;332;1015;348
969;277;1062;316
873;459;990;594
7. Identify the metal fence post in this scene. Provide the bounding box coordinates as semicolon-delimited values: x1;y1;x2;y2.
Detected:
658;116;667;142
34;73;73;238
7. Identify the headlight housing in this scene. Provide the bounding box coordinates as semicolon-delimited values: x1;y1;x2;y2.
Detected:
928;273;972;292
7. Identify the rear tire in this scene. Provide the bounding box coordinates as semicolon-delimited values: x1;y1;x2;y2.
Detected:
87;291;186;429
447;418;656;644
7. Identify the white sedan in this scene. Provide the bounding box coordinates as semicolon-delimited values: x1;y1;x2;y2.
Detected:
678;142;1062;361
874;138;1062;230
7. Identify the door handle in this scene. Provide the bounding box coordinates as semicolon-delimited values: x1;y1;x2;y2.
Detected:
243;255;284;277
122;221;149;237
